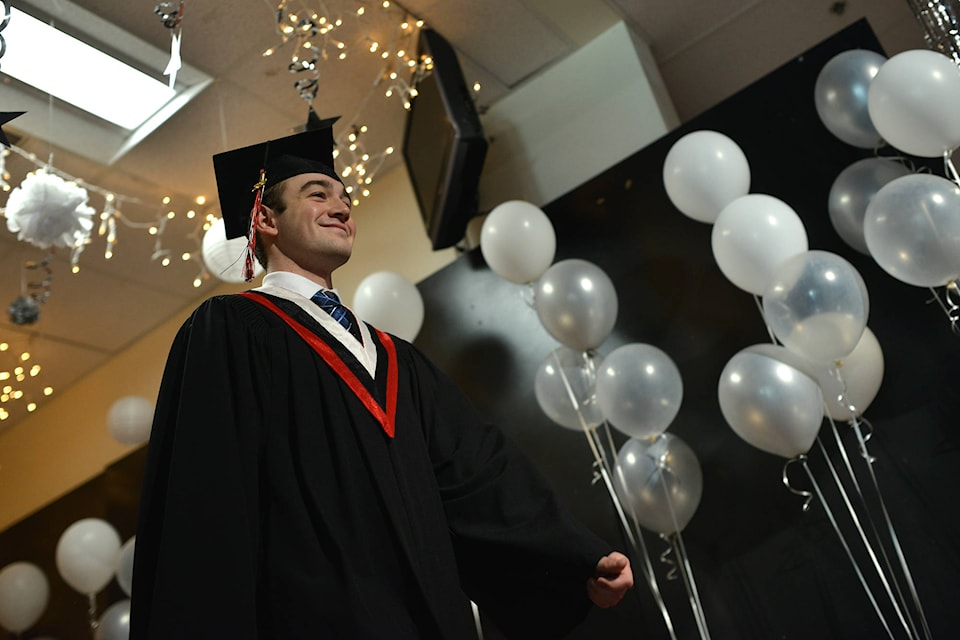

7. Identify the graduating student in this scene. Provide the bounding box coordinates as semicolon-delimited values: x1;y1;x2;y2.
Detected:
130;118;633;639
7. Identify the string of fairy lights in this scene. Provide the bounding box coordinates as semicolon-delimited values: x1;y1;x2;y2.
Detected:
263;0;438;206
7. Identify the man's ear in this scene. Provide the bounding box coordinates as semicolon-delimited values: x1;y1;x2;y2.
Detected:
256;204;280;239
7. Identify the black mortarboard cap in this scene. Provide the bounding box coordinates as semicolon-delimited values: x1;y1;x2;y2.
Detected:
213;114;341;240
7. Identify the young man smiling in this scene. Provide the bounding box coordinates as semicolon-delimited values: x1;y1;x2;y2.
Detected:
131;120;632;639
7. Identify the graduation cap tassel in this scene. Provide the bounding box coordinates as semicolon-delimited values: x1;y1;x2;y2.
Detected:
243;169;267;282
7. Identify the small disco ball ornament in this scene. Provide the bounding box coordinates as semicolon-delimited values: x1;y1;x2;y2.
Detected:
154;1;183;29
7;296;40;325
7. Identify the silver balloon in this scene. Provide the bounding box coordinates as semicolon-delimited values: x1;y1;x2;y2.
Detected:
595;343;683;439
864;173;960;287
95;599;130;640
534;259;618;352
718;345;824;459
828;158;912;255
613;433;703;535
534;347;602;431
762;250;869;362
814;49;886;148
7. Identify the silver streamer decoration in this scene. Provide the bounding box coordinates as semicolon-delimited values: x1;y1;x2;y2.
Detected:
8;255;52;325
907;0;960;65
263;2;429;206
0;1;10;63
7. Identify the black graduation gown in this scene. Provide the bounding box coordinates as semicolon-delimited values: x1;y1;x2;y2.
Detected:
130;292;611;639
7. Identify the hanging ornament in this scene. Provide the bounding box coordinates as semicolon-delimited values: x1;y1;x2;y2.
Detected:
7;255;53;325
0;111;23;147
5;170;95;250
0;1;10;66
154;1;184;88
7;296;39;325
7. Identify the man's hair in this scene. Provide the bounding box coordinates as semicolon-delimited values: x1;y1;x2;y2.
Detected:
254;181;288;268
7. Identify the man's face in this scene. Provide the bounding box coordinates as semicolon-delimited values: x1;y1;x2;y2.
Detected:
267;172;357;274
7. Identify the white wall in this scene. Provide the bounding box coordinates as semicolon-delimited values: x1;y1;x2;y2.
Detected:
477;20;678;209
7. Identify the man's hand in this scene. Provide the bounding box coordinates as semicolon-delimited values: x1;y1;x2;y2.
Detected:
586;552;634;608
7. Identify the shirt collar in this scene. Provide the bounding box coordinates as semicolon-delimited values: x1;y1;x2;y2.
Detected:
261;271;342;301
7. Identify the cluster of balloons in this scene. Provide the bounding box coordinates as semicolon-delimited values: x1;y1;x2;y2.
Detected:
816;48;960;289
352;271;425;341
481;200;701;535
664;126;882;460
0;519;135;638
56;518;135;640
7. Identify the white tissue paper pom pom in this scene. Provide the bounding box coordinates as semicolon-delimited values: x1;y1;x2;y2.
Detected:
5;170;95;249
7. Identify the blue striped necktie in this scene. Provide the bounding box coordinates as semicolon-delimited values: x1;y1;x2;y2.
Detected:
311;289;362;342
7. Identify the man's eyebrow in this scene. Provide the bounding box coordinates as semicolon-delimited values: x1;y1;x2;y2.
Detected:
298;178;336;193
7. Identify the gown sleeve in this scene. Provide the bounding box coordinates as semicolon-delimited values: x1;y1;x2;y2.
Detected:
405;344;613;639
130;296;277;639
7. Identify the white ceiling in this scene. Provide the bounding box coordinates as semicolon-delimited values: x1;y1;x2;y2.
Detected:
0;0;926;433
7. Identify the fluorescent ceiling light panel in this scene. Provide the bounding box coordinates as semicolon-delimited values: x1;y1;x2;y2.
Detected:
2;7;176;130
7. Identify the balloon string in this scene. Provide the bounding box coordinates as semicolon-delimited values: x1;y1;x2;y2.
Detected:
781;456;813;511
849;417;934;640
816;429;917;639
603;441;678;640
943;152;960;188
800;458;896;640
753;294;779;344
925;283;960;335
88;591;99;636
470;600;484;640
659;541;679;581
667;532;712;640
553;356;678;639
656;456;712;639
825;366;924;638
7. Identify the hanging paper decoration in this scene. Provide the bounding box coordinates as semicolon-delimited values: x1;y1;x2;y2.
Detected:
0;111;23;148
4;170;94;250
154;1;184;88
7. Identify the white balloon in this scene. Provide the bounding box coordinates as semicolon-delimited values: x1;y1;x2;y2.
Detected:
614;434;703;535
534;348;603;431
663;130;751;223
867;49;960;157
718;345;824;459
480;200;556;284
202;217;264;283
595;343;683;439
762;250;870;362
814;49;886;148
864;173;960;287
534;259;618;352
55;519;121;595
712;194;809;295
806;326;884;421
95;599;130;640
107;396;154;446
828;157;912;255
115;536;136;598
351;271;424;341
0;562;49;633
